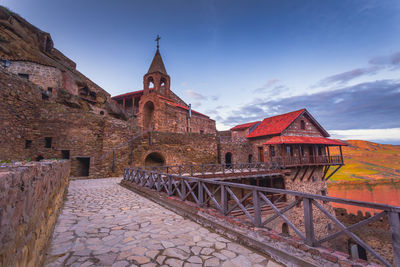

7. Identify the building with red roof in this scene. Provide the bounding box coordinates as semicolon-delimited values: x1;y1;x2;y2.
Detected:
111;47;215;134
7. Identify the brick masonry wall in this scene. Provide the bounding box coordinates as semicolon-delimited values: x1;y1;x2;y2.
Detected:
0;160;70;267
7;61;63;93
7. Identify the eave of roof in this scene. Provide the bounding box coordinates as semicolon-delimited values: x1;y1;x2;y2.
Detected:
264;136;348;146
230;121;261;131
112;90;144;99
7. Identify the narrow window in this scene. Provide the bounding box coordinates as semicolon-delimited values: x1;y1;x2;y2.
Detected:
300;120;305;130
47;87;53;93
42;91;49;100
200;130;204;134
25;140;32;149
61;150;70;159
286;146;293;157
248;154;253;163
18;73;29;80
44;137;52;148
100;111;104;115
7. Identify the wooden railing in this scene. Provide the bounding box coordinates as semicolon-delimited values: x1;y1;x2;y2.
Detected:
123;167;400;267
272;155;343;167
138;162;281;176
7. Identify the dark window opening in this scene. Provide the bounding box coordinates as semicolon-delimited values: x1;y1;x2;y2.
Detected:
36;155;44;161
270;146;275;157
282;223;289;236
42;91;50;100
47;87;53;93
44;137;52;148
248;154;253;163
286;145;294;157
145;152;165;166
143;101;155;129
25;140;32;149
76;157;90;176
18;73;29;80
62;150;70;159
200;130;204;134
100;111;104;115
225;152;232;167
348;240;367;261
300;120;306;130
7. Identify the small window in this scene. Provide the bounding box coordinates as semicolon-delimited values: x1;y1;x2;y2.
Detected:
200;130;204;134
25;140;32;149
248;154;253;163
36;155;44;161
44;137;52;148
61;150;70;159
47;87;53;93
300;120;305;130
18;73;29;80
100;111;104;115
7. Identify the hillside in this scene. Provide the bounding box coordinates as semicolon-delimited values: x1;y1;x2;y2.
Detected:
330;140;400;182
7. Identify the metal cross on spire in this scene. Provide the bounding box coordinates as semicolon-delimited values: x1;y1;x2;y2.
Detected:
155;35;161;49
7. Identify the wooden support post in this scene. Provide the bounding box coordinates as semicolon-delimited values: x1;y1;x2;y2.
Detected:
157;174;161;191
181;179;186;200
388;211;400;267
167;176;173;196
198;181;204;207
253;190;261;227
303;198;315;246
190;165;193;176
221;185;228;215
202;164;204;175
339;145;344;164
112;150;115;173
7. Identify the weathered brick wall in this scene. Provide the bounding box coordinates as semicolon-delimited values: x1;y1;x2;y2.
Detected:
218;140;254;164
283;113;325;136
0;160;70;267
7;61;63;93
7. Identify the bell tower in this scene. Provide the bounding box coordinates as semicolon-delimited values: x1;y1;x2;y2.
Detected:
143;35;171;97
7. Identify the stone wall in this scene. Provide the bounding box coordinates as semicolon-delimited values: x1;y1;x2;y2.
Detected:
0;160;70;267
7;60;63;95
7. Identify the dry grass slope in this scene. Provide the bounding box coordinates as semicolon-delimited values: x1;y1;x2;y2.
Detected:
330;140;400;182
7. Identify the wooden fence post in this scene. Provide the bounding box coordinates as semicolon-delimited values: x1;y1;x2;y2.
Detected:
198;181;204;207
221;185;228;215
168;176;173;196
303;198;315;246
253;190;261;227
388;211;400;266
181;179;186;200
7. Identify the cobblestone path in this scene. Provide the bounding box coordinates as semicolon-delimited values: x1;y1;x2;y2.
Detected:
45;178;282;267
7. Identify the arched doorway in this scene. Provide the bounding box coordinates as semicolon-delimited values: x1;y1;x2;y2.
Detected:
225;152;232;168
143;101;154;129
145;152;165;166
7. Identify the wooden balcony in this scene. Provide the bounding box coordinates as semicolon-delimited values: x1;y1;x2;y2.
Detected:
272;155;343;168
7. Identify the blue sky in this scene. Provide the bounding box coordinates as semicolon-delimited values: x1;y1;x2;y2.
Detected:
2;0;400;144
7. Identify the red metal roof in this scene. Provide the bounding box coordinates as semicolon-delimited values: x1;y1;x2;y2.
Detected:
112;90;144;100
246;109;305;138
230;121;261;131
157;96;209;118
264;136;348;146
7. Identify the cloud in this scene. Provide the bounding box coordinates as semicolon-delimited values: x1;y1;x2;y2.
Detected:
221;79;400;132
369;51;400;68
330;128;400;144
185;90;207;100
184;90;219;108
253;79;289;96
317;66;380;87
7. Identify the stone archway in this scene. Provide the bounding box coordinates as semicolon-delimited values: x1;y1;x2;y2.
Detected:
143;101;154;129
145;152;165;166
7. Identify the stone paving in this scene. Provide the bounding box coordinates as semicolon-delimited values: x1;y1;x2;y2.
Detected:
45;178;283;267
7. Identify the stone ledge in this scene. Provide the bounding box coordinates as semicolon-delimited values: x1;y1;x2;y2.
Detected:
120;180;379;267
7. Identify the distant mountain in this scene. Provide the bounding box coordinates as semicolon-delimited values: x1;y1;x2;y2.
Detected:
330;140;400;182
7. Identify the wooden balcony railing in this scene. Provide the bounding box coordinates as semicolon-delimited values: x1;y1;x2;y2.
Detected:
272;155;343;167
